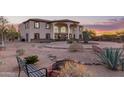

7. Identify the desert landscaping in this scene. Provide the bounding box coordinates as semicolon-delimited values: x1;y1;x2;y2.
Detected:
1;16;124;77
0;41;124;77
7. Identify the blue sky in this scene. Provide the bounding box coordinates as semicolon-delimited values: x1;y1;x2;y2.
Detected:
6;16;124;31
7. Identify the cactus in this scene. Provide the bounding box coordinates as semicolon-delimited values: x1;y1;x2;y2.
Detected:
83;31;89;43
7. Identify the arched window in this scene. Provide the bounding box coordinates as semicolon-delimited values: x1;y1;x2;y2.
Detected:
54;26;59;33
61;26;66;33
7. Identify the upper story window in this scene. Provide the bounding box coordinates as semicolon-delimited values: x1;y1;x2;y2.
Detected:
25;22;29;29
54;26;59;33
45;23;50;29
34;22;40;29
61;27;66;33
71;27;76;31
79;26;83;31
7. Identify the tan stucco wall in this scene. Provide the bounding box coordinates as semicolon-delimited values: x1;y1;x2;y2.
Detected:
19;20;83;42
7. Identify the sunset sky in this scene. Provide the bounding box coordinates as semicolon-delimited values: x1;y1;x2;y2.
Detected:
6;16;124;31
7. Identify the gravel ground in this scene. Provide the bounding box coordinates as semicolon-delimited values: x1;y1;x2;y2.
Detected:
0;41;123;77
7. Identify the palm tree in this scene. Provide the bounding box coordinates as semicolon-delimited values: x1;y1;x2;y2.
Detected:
0;16;8;46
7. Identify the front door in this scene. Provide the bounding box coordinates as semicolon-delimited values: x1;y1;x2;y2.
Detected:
26;33;29;42
55;33;68;41
46;33;51;40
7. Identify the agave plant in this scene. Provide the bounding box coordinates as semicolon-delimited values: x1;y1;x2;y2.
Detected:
96;48;123;70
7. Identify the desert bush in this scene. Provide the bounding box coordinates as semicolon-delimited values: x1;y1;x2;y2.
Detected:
24;55;39;64
101;34;117;41
16;49;25;56
31;44;36;47
69;42;83;52
58;60;89;77
67;39;74;44
96;48;123;70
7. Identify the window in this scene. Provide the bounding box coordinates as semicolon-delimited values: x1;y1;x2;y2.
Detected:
25;22;29;29
80;27;83;31
26;33;29;41
69;34;72;38
73;34;75;39
55;34;58;39
34;33;40;39
61;27;66;33
34;22;40;29
54;26;59;33
46;33;51;39
46;23;50;29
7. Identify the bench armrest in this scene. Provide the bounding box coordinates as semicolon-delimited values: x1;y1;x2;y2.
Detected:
29;68;48;77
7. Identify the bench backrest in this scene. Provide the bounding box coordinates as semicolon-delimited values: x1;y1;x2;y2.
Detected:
16;56;46;77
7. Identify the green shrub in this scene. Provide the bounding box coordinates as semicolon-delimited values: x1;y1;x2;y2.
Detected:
96;48;123;70
16;49;25;56
24;55;39;64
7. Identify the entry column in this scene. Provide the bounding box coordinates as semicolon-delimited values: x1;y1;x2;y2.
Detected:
67;24;71;40
52;23;55;40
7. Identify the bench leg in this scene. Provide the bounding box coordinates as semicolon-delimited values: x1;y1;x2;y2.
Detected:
18;66;21;77
45;69;48;77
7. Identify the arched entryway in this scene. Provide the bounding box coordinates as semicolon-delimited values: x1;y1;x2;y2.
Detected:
53;22;79;41
54;23;68;41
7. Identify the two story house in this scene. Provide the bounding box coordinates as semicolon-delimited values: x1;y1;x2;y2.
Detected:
19;18;84;42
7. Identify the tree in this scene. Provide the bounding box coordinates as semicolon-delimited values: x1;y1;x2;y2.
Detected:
88;30;96;39
116;30;124;42
0;16;8;46
7;25;20;42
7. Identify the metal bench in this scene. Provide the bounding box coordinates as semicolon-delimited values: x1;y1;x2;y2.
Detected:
16;56;48;77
